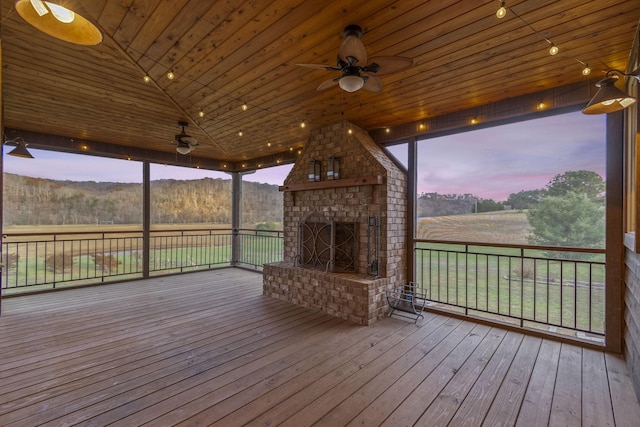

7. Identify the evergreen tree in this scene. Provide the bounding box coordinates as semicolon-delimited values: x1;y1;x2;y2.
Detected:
545;170;604;202
527;191;604;248
527;170;606;252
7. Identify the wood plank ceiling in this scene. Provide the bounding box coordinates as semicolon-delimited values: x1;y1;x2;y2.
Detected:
1;0;639;169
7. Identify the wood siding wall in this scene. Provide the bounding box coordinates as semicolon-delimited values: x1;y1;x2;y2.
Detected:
624;234;640;398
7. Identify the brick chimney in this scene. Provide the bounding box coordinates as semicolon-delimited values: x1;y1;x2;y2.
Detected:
263;121;407;325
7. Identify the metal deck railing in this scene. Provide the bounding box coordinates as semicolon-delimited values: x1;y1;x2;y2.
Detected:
1;228;284;292
415;240;606;341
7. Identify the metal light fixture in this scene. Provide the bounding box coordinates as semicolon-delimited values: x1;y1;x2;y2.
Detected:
15;0;102;45
5;137;34;158
308;159;321;182
175;143;192;155
327;156;340;180
582;69;640;115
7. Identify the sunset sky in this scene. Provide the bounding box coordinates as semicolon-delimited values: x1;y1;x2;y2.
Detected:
3;110;605;202
411;110;606;200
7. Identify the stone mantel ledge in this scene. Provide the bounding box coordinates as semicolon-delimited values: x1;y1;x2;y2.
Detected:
278;175;384;192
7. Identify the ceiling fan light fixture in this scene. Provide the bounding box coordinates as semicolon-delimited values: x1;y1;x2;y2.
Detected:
582;76;637;114
176;145;192;155
339;75;365;92
298;24;412;94
174;121;197;153
15;0;102;45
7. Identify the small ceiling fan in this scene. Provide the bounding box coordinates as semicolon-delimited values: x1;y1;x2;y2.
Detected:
296;24;412;93
172;121;198;155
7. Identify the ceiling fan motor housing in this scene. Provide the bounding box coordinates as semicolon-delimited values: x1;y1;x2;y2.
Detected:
176;121;190;140
343;24;363;39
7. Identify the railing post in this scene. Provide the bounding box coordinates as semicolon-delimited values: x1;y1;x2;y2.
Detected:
142;160;150;278
520;247;524;328
465;244;469;316
407;137;417;284
231;171;242;266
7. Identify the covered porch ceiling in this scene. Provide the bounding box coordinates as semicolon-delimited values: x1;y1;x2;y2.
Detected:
1;0;639;169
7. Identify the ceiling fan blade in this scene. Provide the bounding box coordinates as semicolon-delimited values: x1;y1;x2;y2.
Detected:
365;56;413;76
182;136;198;145
317;78;339;91
362;76;383;93
339;35;367;65
295;63;341;71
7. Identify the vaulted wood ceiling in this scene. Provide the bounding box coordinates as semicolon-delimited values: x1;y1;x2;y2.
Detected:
1;0;639;169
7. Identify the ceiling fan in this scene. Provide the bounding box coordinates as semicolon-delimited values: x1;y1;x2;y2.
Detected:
173;121;198;155
296;24;413;93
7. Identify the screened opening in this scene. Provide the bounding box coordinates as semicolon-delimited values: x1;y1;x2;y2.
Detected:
415;110;606;249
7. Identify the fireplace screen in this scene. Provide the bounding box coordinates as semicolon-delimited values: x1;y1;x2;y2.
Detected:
299;217;357;272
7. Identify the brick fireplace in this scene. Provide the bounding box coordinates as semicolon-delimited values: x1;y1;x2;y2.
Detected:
263;121;408;325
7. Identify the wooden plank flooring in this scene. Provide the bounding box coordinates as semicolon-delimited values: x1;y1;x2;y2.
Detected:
0;269;639;426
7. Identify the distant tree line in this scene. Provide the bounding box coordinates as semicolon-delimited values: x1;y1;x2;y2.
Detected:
3;174;283;227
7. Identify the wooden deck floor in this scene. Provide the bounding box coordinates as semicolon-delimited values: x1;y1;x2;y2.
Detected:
1;269;639;426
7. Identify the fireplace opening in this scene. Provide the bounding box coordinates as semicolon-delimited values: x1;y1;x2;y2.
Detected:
299;214;357;273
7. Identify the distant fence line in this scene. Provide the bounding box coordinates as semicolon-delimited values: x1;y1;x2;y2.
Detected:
1;228;283;292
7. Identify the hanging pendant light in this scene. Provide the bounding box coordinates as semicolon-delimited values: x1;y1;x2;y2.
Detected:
5;137;34;158
582;70;640;115
15;0;102;45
